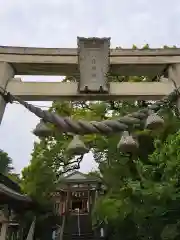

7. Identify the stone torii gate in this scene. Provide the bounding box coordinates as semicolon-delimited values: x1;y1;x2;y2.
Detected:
0;37;180;125
1;37;180;238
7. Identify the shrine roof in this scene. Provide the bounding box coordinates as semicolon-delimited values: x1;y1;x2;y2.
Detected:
58;171;102;184
0;173;21;193
0;183;31;202
0;173;31;203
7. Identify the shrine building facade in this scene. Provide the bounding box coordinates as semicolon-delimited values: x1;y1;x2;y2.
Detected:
52;171;102;215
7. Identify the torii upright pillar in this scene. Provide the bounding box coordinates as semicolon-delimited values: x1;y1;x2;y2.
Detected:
0;62;14;124
168;64;180;114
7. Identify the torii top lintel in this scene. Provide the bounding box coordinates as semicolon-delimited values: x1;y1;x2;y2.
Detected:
0;37;180;102
0;36;180;77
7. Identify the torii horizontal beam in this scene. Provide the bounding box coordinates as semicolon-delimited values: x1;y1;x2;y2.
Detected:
7;79;174;101
1;46;180;76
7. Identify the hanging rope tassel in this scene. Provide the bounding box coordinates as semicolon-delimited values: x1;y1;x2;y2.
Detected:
145;110;164;131
66;135;89;155
33;120;53;137
117;131;139;153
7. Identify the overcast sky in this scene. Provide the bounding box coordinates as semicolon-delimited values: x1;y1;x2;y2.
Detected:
0;0;179;174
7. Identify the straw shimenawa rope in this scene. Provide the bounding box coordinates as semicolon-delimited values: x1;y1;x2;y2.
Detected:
3;88;177;135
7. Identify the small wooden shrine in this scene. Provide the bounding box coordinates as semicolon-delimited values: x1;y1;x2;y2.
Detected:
52;171;102;216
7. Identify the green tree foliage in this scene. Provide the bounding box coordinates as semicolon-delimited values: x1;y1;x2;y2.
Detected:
0;149;21;184
0;149;13;174
8;173;21;184
93;131;180;240
22;139;65;205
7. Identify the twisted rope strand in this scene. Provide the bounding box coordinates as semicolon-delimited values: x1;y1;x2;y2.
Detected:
8;88;178;135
